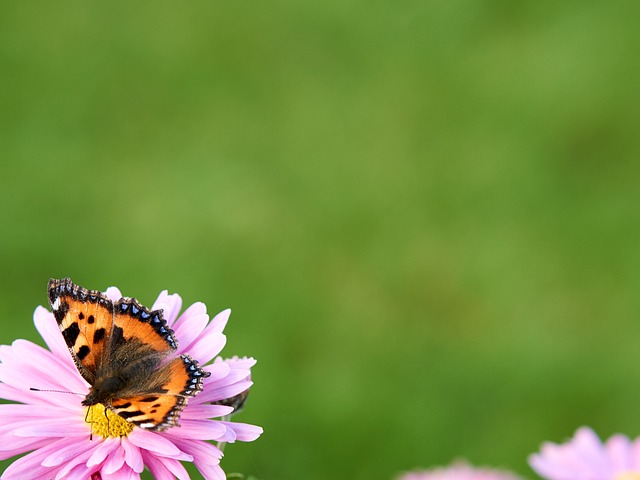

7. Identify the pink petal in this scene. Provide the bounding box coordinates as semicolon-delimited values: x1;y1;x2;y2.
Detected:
100;467;140;480
182;404;234;420
571;427;611;474
185;332;226;367
42;438;96;467
0;383;41;406
218;421;263;442
222;356;257;370
606;434;633;470
529;452;553;478
194;462;226;480
127;429;182;458
156;456;190;480
0;404;75;420
33;306;75;369
0;340;88;402
201;362;231;384
176;438;226;480
102;443;127;474
121;438;144;473
14;418;88;437
173;309;209;355
164;419;226;440
104;287;123;302
87;438;120;467
529;428;615;478
207;309;231;335
63;465;96;480
631;437;640;468
210;366;251;387
197;380;253;404
0;381;84;413
174;302;207;327
54;447;99;480
141;451;177;480
151;291;183;326
1;437;77;479
215;424;236;443
168;438;225;480
169;437;223;463
0;437;51;460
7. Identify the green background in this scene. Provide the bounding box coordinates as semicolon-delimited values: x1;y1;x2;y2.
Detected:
1;1;639;479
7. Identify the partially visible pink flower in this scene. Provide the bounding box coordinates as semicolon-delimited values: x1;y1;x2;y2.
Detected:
397;462;524;480
529;427;640;480
212;356;253;416
0;285;262;480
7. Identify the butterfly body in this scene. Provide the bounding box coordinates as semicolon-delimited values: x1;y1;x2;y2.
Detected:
81;348;162;407
48;278;209;431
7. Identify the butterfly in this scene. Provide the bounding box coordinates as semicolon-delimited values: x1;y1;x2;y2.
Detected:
47;277;210;431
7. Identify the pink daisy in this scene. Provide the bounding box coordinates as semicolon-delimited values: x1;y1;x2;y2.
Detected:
529;427;640;480
397;462;524;480
0;285;262;480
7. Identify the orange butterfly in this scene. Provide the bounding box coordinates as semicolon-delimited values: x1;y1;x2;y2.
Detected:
48;278;210;431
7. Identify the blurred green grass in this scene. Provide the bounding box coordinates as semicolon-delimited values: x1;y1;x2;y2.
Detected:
1;1;640;478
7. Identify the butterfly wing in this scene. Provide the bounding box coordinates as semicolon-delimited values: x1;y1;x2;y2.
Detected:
48;278;115;384
50;278;208;431
110;354;209;431
110;296;178;355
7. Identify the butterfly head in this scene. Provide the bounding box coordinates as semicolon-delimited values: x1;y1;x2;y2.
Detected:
82;376;125;407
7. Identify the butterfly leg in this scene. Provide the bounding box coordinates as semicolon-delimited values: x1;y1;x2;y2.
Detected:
84;408;94;441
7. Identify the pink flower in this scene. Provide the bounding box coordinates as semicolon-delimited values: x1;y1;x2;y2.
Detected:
529;427;640;480
397;462;524;480
0;286;262;480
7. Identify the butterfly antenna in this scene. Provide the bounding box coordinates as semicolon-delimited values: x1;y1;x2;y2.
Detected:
30;387;84;396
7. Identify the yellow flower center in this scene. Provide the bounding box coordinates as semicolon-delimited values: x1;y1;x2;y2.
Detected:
86;404;134;438
617;473;640;480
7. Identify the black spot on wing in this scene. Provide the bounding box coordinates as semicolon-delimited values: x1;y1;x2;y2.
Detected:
87;315;95;324
140;396;159;402
110;325;125;348
93;328;106;344
53;302;70;324
118;410;144;420
77;345;90;360
61;322;80;347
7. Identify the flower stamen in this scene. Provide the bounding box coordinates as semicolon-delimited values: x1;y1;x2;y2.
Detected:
616;473;640;480
86;404;134;438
